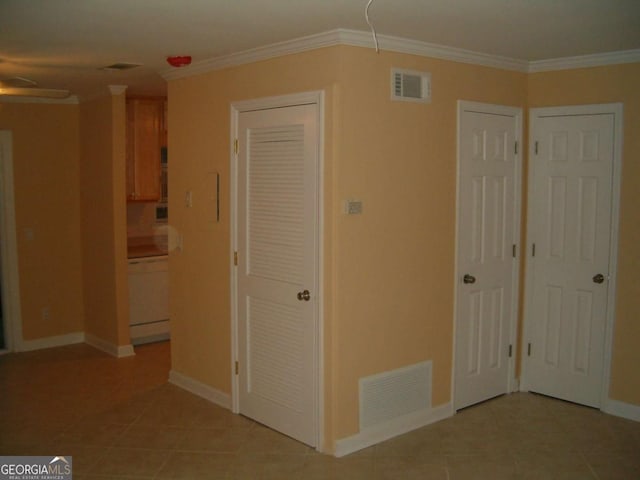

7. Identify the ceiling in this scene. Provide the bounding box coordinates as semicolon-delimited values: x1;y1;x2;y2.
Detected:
1;0;639;100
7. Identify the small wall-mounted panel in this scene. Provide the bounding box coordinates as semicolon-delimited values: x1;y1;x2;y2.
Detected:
391;68;431;103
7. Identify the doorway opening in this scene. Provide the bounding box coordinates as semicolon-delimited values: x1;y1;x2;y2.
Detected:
0;130;22;353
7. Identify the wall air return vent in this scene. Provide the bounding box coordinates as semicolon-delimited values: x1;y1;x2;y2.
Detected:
391;68;431;103
360;360;432;430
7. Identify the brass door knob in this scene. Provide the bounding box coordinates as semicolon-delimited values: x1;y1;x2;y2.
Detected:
297;290;311;301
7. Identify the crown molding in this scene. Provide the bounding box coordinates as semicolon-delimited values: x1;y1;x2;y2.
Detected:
160;28;638;81
78;85;126;103
108;84;128;95
528;48;640;73
338;29;529;72
0;95;79;105
161;29;344;80
160;29;529;81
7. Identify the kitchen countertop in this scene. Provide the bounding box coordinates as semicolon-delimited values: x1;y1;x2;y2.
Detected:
128;244;168;259
127;235;168;259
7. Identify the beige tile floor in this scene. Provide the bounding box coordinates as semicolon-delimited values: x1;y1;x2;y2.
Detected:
1;341;639;479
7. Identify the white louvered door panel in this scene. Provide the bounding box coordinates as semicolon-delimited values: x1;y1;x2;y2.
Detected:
248;125;305;284
237;104;318;446
455;107;518;410
526;113;614;408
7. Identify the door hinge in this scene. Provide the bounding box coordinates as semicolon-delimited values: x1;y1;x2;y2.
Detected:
527;343;532;356
234;138;239;155
534;141;539;155
532;243;536;257
508;344;513;358
235;361;239;375
512;244;516;258
234;251;238;266
514;141;518;155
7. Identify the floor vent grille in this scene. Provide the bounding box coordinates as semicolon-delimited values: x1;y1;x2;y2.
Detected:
360;361;432;430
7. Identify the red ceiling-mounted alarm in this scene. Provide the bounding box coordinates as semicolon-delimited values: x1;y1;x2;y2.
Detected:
166;56;192;67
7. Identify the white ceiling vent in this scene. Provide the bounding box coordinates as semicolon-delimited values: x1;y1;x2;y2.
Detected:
391;68;431;103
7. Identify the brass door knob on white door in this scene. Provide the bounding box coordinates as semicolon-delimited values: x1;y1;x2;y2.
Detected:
463;274;476;284
593;274;605;284
297;290;311;301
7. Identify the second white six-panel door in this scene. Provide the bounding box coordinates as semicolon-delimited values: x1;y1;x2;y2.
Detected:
525;110;615;408
455;104;519;410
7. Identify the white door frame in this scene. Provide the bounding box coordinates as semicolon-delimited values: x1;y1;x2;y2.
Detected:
229;91;325;450
521;103;623;410
0;130;23;353
452;101;523;406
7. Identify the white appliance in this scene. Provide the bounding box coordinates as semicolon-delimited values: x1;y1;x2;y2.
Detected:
128;256;169;345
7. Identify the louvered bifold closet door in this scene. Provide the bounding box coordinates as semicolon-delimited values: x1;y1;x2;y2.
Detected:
237;103;318;447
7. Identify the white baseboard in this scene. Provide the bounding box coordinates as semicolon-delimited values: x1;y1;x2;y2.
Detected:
130;320;170;346
511;378;520;392
16;331;135;358
85;333;135;358
333;401;453;457
169;369;232;410
604;398;640;422
19;331;85;352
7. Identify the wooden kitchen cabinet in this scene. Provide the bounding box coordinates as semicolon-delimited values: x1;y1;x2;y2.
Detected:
126;97;165;201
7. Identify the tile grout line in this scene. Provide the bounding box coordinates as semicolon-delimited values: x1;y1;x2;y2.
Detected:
582;451;602;480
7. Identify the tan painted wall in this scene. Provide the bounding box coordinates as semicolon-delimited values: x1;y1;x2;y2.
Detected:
79;91;130;346
333;48;526;439
167;48;340;416
528;63;640;406
4;46;634;454
112;91;130;347
168;45;528;449
0;102;84;340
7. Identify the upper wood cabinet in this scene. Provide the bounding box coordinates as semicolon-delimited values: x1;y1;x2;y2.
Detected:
160;99;168;147
126;97;166;201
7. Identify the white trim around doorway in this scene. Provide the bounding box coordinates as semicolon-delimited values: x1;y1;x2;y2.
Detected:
520;103;623;412
229;90;325;452
0;130;23;353
451;101;523;409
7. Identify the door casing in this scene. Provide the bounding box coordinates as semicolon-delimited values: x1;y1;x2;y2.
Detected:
521;103;623;409
229;91;325;451
452;101;523;407
0;130;22;353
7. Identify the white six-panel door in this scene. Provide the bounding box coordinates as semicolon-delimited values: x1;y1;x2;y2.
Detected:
524;107;617;408
235;101;319;446
455;102;521;411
